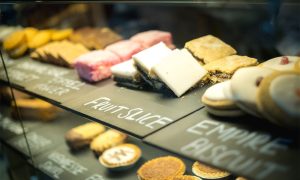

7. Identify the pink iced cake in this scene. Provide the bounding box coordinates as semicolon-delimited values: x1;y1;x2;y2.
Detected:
74;50;122;82
105;40;144;61
130;30;175;49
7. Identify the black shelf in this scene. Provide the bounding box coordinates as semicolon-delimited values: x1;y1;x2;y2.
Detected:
1;55;300;180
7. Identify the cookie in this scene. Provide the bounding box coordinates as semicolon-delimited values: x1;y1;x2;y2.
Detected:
11;98;58;121
3;30;25;51
137;156;185;180
90;129;127;156
202;81;237;109
99;143;141;171
51;28;73;41
65;122;105;150
173;175;201;180
184;35;236;64
28;30;51;49
231;66;275;117
24;27;38;42
257;71;300;128
204;55;258;83
8;42;28;59
260;56;300;71
192;161;231;180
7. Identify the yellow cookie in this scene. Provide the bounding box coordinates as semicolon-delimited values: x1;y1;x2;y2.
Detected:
3;30;25;50
51;28;73;41
8;43;28;58
24;27;38;42
28;30;51;49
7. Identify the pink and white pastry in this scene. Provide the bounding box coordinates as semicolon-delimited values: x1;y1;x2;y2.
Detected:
74;50;122;82
105;40;144;61
130;30;175;49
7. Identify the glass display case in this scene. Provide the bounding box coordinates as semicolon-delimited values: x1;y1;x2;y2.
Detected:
0;1;299;180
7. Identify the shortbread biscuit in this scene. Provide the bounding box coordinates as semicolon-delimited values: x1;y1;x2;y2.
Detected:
90;129;127;156
65;122;105;150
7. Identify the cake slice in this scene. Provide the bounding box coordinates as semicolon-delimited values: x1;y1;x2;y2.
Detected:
132;42;173;90
204;55;258;83
130;30;175;49
185;35;236;64
105;40;143;61
111;59;146;89
153;49;208;97
74;50;122;82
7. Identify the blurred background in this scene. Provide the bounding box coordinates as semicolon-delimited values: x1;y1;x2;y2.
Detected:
0;2;299;61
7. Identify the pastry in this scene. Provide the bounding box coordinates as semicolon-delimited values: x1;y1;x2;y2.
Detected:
137;156;185;180
130;30;175;49
111;59;145;89
24;27;38;42
230;66;275;117
133;42;173;89
184;35;237;64
65;122;105;150
3;30;25;51
153;49;208;97
256;71;300;128
173;175;201;180
192;161;231;179
11;98;58;121
202;81;244;117
204;55;258;83
99;143;141;170
90;129;127;156
105;40;144;61
74;50;122;82
28;30;52;49
260;56;300;71
51;28;73;41
70;27;123;49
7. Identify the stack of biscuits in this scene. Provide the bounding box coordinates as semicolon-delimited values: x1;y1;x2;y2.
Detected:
30;40;89;68
201;56;300;128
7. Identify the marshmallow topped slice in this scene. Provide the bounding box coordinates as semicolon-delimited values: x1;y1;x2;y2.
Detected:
111;59;140;81
132;42;172;79
153;49;208;97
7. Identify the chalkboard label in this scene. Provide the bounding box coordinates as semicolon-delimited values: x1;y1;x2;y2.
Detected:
64;80;207;138
10;132;53;156
14;60;71;78
38;151;88;179
144;109;300;180
27;76;97;103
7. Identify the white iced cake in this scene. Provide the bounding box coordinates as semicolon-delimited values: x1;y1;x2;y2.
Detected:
153;49;208;97
132;42;173;89
110;59;144;88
